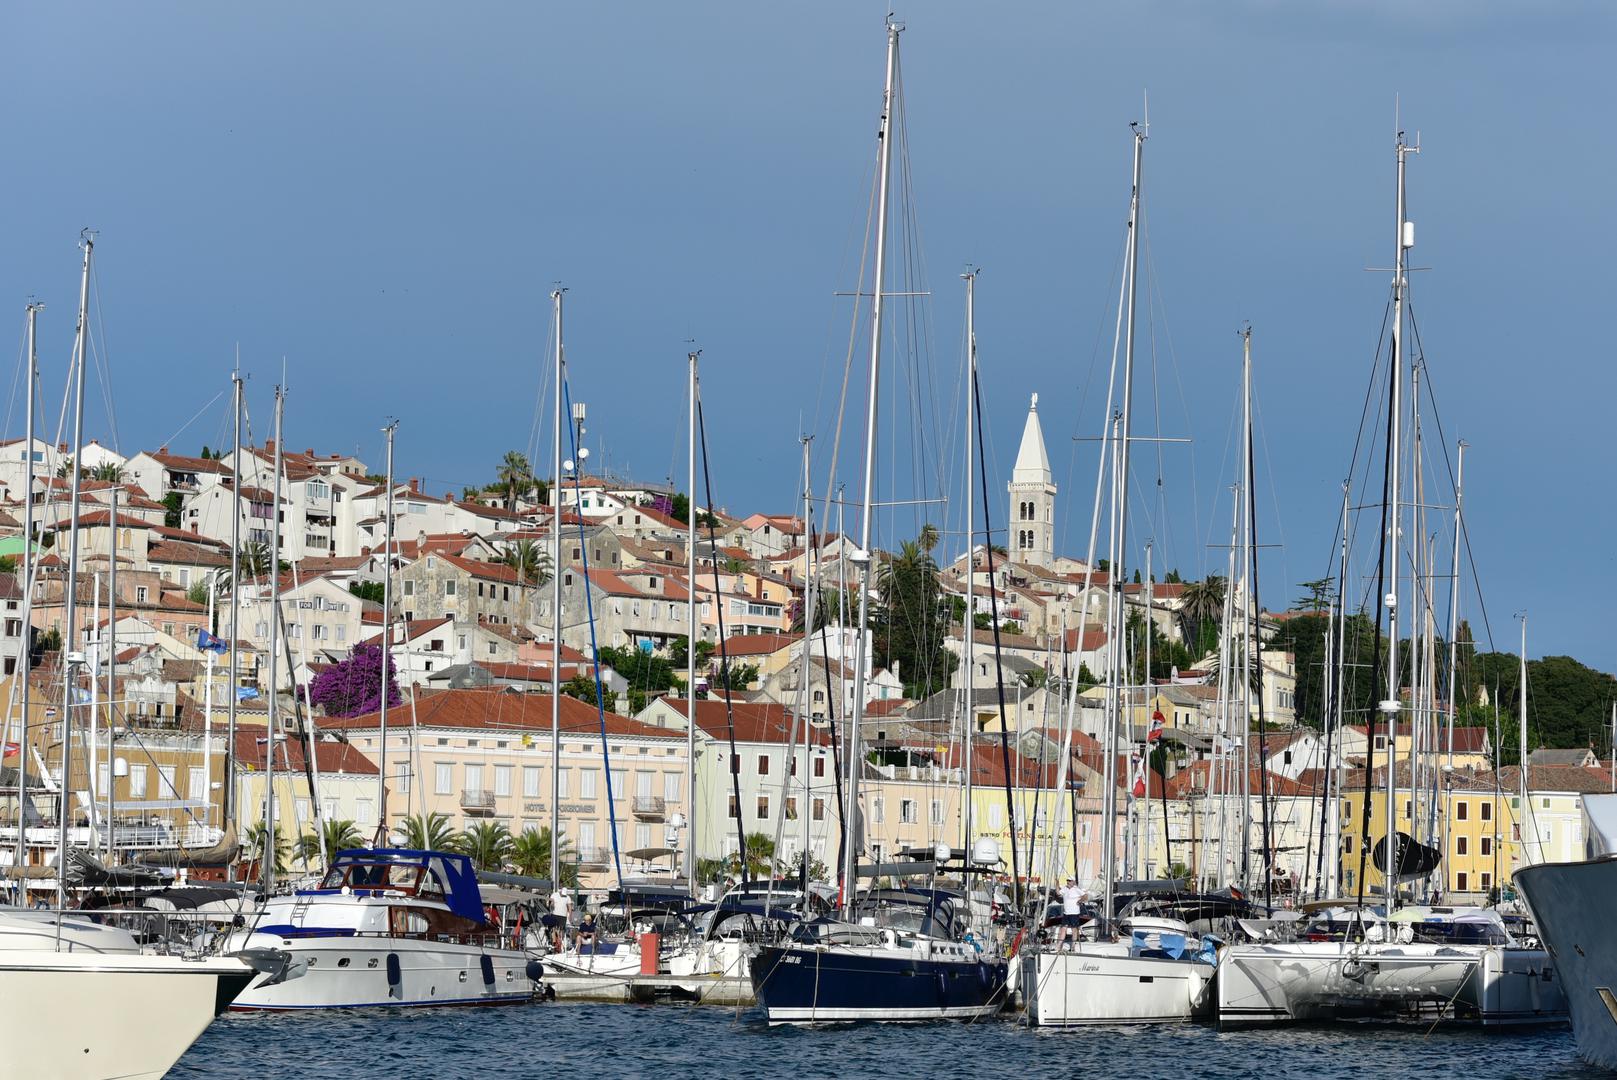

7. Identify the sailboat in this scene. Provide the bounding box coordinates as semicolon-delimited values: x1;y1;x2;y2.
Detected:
1215;129;1562;1029
0;239;260;1079
1020;119;1218;1027
751;21;1007;1024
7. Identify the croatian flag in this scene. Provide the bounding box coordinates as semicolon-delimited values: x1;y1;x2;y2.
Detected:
1148;708;1166;743
197;630;228;654
1;742;19;757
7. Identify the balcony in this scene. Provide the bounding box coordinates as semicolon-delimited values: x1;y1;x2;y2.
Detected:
631;795;667;821
459;789;496;814
576;847;610;869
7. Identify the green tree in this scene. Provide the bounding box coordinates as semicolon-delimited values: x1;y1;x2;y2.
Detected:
0;556;14;575
239;540;272;580
348;580;385;604
511;826;580;886
495;450;534;507
561;674;616;714
600;644;677;691
873;533;957;699
89;462;125;483
243;820;289;879
1176;576;1226;658
715;662;759;692
459;820;515;871
727;832;777;878
499;538;552;587
162;492;184;529
398;812;458;851
1295;577;1336;614
295;818;365;869
187;579;211;607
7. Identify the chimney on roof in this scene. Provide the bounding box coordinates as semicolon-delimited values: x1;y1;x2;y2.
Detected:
409;477;420;493
305;448;314;455
265;439;275;453
158;445;169;454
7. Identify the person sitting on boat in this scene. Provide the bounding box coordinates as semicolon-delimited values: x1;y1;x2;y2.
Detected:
1058;877;1089;950
575;912;598;951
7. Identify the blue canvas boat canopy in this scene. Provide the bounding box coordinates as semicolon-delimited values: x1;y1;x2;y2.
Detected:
326;848;486;925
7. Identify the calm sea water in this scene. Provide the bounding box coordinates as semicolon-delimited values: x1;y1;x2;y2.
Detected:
175;1002;1598;1079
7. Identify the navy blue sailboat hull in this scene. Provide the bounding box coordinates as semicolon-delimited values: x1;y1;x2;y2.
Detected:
752;945;1007;1023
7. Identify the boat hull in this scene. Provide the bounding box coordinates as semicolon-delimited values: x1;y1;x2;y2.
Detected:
1518;857;1617;1065
752;942;1006;1024
1217;940;1480;1025
230;930;534;1010
0;950;253;1080
1022;946;1214;1025
1460;945;1566;1027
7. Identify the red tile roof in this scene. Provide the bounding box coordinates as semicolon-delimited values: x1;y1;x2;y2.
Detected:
233;729;381;775
656;699;829;746
319;688;672;740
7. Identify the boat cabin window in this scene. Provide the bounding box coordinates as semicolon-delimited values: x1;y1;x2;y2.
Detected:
323;862;422;891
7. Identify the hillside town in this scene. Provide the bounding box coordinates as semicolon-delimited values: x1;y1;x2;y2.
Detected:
1;396;1596;908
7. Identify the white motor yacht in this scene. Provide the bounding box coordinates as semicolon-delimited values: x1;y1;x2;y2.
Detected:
225;848;539;1010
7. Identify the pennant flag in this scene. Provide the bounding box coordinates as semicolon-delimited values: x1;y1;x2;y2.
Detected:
1148;708;1166;743
1130;753;1147;799
197;629;229;654
1;742;19;757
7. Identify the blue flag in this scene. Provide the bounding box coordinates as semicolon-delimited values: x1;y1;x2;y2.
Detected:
197;629;228;654
235;686;260;701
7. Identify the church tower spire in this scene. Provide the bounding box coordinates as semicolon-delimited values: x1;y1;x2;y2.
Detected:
1008;392;1057;565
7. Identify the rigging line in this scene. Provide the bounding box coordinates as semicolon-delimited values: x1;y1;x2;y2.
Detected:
1142;229;1201;579
695;387;752;885
3;315;26;445
971;360;1023;913
158;390;229;456
1141;229;1174;577
1353;293;1399;917
1061;230;1129;565
88;257;120;453
562;374;626;891
1249;376;1290;613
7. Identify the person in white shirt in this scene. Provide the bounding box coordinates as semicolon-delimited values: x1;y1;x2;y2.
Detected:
1058;877;1088;949
546;889;574;950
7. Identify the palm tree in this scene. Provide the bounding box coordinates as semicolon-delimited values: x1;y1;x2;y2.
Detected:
511;826;579;886
496;450;533;508
1177;575;1226;655
728;831;776;878
295;818;365;870
55;456;75;480
89;462;125;483
917;522;940;558
458;821;515;872
242;821;289;879
397;812;458;851
499;539;552;587
238;540;272;581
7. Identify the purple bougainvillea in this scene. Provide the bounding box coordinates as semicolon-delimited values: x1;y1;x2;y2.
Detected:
306;643;401;718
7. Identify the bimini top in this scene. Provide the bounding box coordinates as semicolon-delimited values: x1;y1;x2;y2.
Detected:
313;848;486;926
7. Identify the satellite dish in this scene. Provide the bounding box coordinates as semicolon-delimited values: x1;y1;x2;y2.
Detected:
933;843;952;865
971;837;1002;866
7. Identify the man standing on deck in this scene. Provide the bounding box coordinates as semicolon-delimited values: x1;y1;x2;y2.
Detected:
1058;877;1088;950
546;887;574;951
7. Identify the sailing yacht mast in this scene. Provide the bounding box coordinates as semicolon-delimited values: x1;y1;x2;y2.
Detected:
1445;442;1466;771
1518;616;1530;866
56;233;93;909
549;288;565;892
13;302;40;890
264;386;286;893
1380;131;1416;916
840;19;901;917
1100;120;1146;925
685;349;698;898
224;372;242;866
961;269;977;854
375;420;397;842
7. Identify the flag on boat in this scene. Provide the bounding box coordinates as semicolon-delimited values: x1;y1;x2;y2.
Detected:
235;686;260;701
1148;708;1166;742
1;742;18;757
196;629;229;654
1130;753;1146;798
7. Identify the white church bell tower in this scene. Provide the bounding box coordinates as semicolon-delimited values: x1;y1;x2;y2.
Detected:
1007;393;1056;566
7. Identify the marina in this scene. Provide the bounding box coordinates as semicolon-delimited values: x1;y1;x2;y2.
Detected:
4;3;1616;1077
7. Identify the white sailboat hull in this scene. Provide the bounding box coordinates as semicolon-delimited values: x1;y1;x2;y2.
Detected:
1022;945;1214;1025
230;930;533;1010
1461;945;1566;1026
0;950;252;1080
1217;940;1480;1025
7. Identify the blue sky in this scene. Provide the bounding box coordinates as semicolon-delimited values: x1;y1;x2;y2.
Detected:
4;2;1613;661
